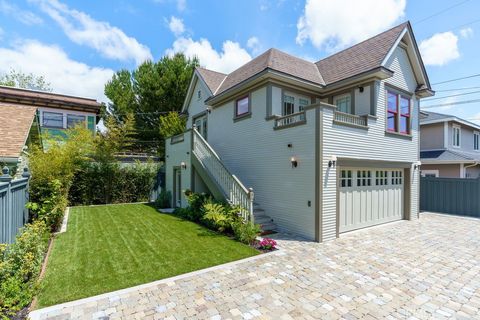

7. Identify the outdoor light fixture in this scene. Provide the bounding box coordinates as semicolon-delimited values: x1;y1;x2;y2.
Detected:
291;157;298;168
413;161;421;170
206;106;212;114
180;161;187;170
359;86;364;93
328;155;337;168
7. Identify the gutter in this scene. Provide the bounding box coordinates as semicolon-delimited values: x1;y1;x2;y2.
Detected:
464;162;479;170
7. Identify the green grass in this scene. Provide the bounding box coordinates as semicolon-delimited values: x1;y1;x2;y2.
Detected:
37;204;258;307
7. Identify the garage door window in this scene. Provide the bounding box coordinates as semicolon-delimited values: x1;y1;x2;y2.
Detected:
356;170;371;186
375;171;388;185
340;170;353;187
391;170;403;185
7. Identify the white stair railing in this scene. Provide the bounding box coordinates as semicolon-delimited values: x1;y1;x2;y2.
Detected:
192;128;254;222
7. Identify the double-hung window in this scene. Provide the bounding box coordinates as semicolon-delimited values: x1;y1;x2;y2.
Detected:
453;125;461;148
387;90;411;134
283;95;295;116
42;111;63;128
474;131;479;151
334;94;351;114
67;114;86;128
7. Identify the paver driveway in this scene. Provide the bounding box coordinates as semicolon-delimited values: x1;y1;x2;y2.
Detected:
30;213;480;319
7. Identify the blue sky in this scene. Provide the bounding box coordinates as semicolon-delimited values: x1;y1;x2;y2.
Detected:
1;0;479;122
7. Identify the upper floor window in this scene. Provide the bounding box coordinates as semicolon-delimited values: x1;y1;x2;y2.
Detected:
42;111;63;128
283;95;295;116
67;114;86;129
334;94;351;114
197;90;202;100
453;125;461;147
299;98;309;112
474;131;479;151
235;96;250;117
387;90;411;134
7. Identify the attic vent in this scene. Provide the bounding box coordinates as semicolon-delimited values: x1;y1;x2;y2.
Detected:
197;90;202;99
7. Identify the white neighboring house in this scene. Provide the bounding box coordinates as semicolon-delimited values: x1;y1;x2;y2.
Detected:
165;22;434;242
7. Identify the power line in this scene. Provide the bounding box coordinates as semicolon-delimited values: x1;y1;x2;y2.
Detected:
422;90;480;102
435;86;480;92
413;0;471;25
432;73;480;85
422;98;480;109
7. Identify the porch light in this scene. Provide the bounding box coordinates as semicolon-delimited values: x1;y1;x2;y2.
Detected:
180;161;187;170
414;161;421;170
328;155;337;168
291;157;298;168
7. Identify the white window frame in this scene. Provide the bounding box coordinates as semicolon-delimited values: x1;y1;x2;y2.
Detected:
66;114;86;129
453;124;461;148
421;170;439;177
42;111;64;128
474;131;479;151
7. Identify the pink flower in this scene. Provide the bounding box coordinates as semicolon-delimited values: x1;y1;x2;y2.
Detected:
259;238;277;250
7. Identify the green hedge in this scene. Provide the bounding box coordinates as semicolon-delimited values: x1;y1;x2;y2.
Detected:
0;221;50;318
68;162;159;206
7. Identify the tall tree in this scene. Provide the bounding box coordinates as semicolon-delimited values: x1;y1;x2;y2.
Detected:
0;69;52;91
105;53;199;155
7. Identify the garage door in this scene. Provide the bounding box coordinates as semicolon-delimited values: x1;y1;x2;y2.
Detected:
339;168;404;233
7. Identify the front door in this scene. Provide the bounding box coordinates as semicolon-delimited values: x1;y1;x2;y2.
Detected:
173;168;182;207
194;114;208;139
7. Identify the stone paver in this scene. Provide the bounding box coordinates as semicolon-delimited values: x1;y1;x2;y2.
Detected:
30;213;480;319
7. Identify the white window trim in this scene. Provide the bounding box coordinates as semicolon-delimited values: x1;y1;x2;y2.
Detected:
421;170;439;177
452;124;461;148
474;131;479;151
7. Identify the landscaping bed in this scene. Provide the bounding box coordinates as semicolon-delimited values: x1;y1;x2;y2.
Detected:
36;203;259;308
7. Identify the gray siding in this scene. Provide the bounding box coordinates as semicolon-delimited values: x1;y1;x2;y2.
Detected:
165;132;192;208
186;79;210;128
447;121;479;152
420;123;444;150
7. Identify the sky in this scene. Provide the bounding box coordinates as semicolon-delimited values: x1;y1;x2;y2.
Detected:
1;0;480;122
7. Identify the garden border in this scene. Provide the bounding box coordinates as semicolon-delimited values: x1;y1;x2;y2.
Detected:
29;247;280;319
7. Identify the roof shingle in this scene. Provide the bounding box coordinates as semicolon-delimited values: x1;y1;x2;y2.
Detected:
196;67;227;94
0;104;37;158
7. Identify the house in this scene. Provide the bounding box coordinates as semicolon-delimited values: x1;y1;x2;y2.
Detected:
0;104;41;177
0;86;101;146
420;111;480;178
165;21;434;242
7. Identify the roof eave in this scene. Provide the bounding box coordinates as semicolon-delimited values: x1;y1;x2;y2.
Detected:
322;67;394;93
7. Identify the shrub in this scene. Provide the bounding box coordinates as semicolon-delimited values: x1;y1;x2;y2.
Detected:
258;238;277;251
183;192;210;222
27;179;67;232
202;202;241;233
0;220;49;317
155;190;172;209
232;222;261;245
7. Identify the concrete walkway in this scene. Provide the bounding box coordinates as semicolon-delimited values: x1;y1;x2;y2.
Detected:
30;213;480;319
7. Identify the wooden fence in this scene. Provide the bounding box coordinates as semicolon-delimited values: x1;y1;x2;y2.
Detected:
420;176;480;217
0;166;30;243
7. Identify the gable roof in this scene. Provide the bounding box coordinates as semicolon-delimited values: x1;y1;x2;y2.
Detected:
0;104;38;159
0;86;102;114
215;48;325;95
420;111;480;130
315;22;408;85
196;67;227;94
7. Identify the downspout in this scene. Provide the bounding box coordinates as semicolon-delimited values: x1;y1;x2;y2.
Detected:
464;162;479;178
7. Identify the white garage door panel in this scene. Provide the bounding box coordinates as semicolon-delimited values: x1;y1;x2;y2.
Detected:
340;168;403;233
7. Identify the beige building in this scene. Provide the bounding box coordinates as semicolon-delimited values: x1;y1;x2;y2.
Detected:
420;111;480;178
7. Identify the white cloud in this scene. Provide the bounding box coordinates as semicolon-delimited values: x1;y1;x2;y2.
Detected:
168;16;185;37
176;0;186;11
296;0;406;51
31;0;152;65
247;36;261;55
460;27;473;39
0;40;113;102
419;32;460;66
166;37;252;74
0;0;43;25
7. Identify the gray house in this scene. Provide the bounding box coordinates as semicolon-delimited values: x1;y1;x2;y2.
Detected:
420;111;480;178
165;22;434;242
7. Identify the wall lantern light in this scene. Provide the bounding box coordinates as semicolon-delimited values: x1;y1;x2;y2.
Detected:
291;157;298;168
180;161;187;170
206;106;212;114
328;155;337;168
413;161;421;170
359;86;364;93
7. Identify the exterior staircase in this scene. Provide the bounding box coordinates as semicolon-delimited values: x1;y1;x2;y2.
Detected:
191;127;277;233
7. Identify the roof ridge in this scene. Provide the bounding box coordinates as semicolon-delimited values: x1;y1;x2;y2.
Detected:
315;21;409;64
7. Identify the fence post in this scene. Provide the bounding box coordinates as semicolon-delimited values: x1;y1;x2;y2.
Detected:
0;166;13;242
22;167;31;224
248;188;254;223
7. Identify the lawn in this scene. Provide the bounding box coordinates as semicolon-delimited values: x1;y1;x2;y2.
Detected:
37;203;259;307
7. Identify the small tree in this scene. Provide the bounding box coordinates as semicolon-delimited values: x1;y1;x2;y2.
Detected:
159;112;186;138
0;69;52;91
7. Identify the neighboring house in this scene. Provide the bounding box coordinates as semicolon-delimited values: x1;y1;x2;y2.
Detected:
0;104;41;177
420;111;480;178
0;86;101;146
165;22;434;242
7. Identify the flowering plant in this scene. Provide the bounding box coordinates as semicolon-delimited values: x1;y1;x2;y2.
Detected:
258;238;277;250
